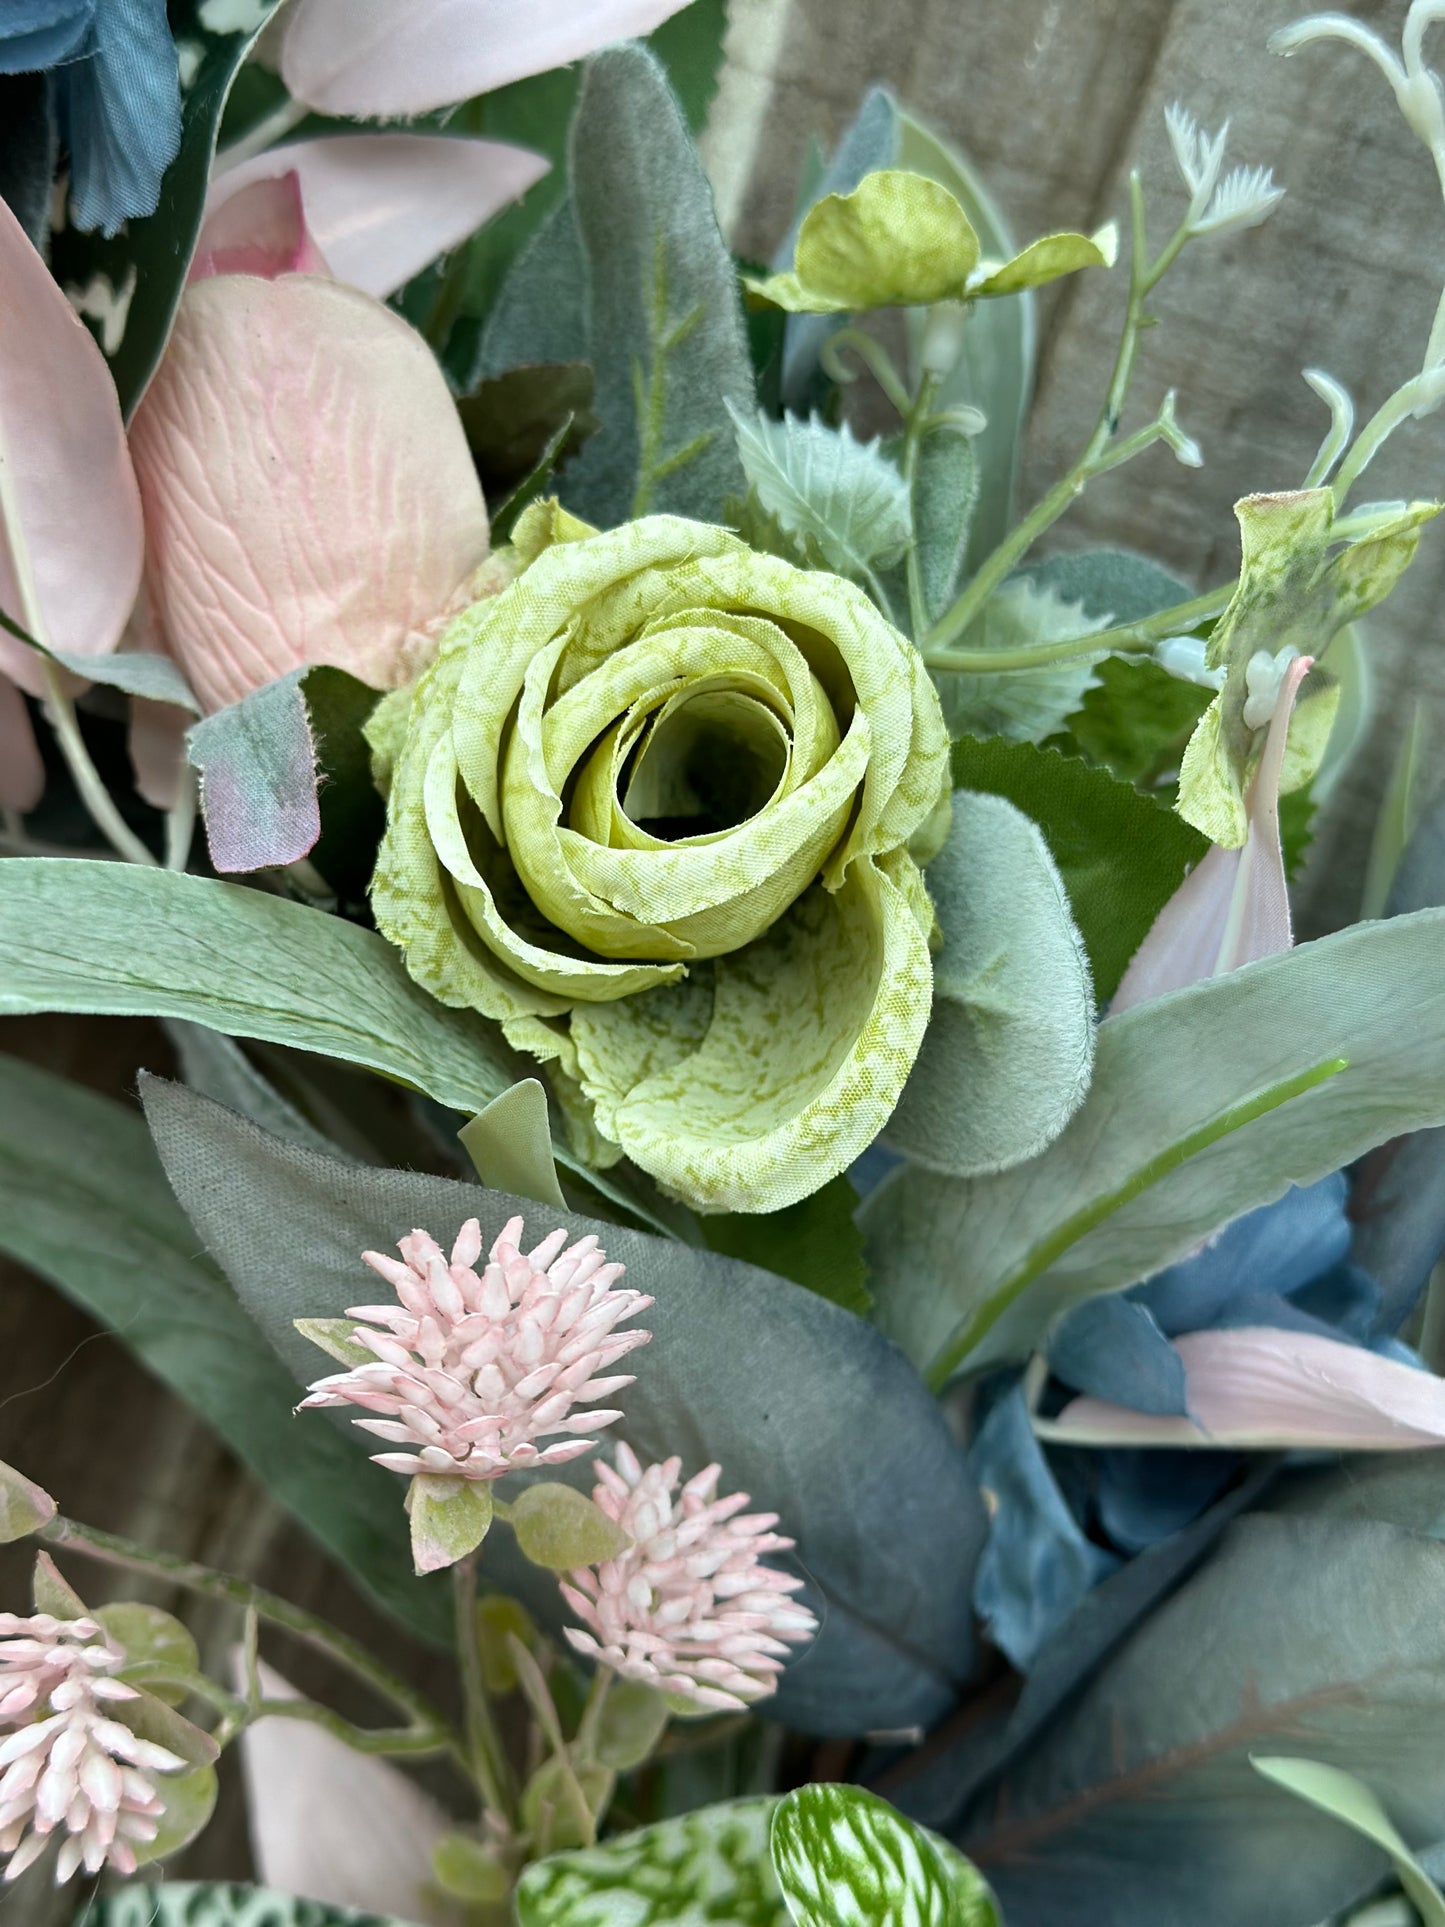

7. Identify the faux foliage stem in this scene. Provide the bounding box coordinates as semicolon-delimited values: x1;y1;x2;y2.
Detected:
39;660;157;867
453;1560;518;1826
922;582;1232;674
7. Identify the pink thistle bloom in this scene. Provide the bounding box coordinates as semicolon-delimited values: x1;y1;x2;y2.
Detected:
0;1614;186;1885
300;1216;653;1483
559;1445;819;1714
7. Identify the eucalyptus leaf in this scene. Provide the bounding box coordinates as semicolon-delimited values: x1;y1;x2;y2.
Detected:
729;407;913;585
458;1079;568;1211
142;1080;987;1736
860;909;1445;1383
1252;1758;1445;1927
958;1514;1445;1927
563;45;754;526
888;793;1094;1175
188;670;320;875
88;1886;424;1927
771;1784;999;1927
0;1053;449;1644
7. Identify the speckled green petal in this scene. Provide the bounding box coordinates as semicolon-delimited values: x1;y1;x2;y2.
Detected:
748;171;979;312
969;225;1116;296
570;855;934;1213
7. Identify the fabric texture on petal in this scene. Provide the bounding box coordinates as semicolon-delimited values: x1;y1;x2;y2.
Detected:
55;0;180;234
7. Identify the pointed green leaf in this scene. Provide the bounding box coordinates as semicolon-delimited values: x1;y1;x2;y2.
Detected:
458;1078;568;1212
771;1784;998;1927
889;792;1094;1176
33;1549;87;1619
407;1473;492;1575
729;407;912;581
294;1318;373;1370
475;1592;539;1696
0;1459;55;1543
508;1482;632;1571
1252;1758;1445;1927
913;425;979;628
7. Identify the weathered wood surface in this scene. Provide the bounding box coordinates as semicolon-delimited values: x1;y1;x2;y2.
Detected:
3;0;1442;1907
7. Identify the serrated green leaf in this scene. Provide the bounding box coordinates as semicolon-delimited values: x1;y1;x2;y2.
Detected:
950;737;1208;1002
933;579;1108;743
771;1784;998;1927
889;793;1094;1176
730;408;912;584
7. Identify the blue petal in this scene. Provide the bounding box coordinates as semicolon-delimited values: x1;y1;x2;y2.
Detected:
54;0;178;234
1138;1172;1352;1334
1048;1295;1190;1415
0;0;93;74
1093;1449;1237;1554
1351;1127;1445;1333
1293;1260;1383;1341
969;1384;1118;1671
849;1138;904;1201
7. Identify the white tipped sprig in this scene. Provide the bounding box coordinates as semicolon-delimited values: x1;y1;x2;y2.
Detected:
559;1444;818;1714
1272;3;1445;198
0;1614;185;1884
1165;104;1284;237
300;1216;653;1483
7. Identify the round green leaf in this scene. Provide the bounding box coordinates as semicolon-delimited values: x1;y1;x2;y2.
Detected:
510;1482;632;1571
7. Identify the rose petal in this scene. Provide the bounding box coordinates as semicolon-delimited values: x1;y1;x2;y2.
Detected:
128;274;489;712
279;0;698;118
209;135;549;300
1036;1325;1445;1450
0;193;142;692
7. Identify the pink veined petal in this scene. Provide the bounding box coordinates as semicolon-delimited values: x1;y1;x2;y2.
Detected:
1111;655;1311;1013
280;0;697;117
0;676;44;813
189;172;331;282
1035;1326;1445;1451
128;275;489;712
0;196;143;692
234;1659;455;1927
209;136;549;301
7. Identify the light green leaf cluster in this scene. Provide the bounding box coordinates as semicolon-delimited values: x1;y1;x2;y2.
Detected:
771;1785;998;1927
729;406;912;588
748;169;1113;314
370;508;949;1213
1178;489;1439;844
932;578;1110;743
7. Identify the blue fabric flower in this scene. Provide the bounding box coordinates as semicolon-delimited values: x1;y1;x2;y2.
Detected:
1;0;179;235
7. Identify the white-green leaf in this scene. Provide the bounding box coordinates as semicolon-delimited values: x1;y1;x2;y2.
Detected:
932;579;1108;744
88;1886;426;1927
458;1078;568;1211
294;1318;373;1370
516;1802;788;1927
862;909;1445;1383
888;793;1094;1175
729;406;913;582
407;1473;492;1574
771;1784;998;1927
1253;1758;1445;1927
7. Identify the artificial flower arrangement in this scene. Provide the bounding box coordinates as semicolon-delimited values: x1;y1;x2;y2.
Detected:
4;2;1445;1924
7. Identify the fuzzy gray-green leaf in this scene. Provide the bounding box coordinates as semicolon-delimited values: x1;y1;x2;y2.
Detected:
730;407;912;585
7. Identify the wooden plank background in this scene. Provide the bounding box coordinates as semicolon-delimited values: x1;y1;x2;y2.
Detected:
3;1;1441;1908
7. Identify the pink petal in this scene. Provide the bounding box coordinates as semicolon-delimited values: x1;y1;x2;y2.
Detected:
0;677;44;813
279;0;698;118
0;196;143;693
1112;656;1310;1011
190;172;331;283
127;275;489;712
210;135;549;301
1036;1326;1445;1450
127;697;189;811
235;1660;455;1927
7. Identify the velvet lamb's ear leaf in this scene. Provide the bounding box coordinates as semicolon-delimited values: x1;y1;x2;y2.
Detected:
87;1887;431;1927
861;909;1445;1385
912;424;978;629
957;1514;1445;1927
1252;1758;1445;1927
771;1784;999;1927
141;1078;988;1737
561;44;754;526
0;1051;450;1645
188;671;321;875
887;793;1095;1176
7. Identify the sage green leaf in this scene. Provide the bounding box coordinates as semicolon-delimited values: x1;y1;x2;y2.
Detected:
458;1079;568;1211
507;1482;632;1570
913;425;979;629
515;1799;789;1927
87;1886;424;1927
563;45;754;525
591;1680;669;1772
969;226;1116;297
949;737;1208;1002
898;113;1030;571
142;1080;987;1736
138;1764;220;1867
728;406;913;583
432;1833;510;1904
962;1515;1445;1927
749;170;980;313
860;909;1445;1383
701;1175;871;1315
888;793;1094;1176
0;1459;54;1543
474;195;589;381
933;579;1109;743
1252;1758;1445;1927
407;1473;492;1574
771;1785;998;1927
0;1053;449;1644
98;1602;200;1692
33;1551;87;1620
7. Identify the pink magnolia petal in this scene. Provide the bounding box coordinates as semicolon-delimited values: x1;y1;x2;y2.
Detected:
190;172;331;283
235;1661;455;1927
1036;1326;1445;1451
280;0;697;118
1112;655;1311;1012
0;196;143;693
128;275;489;712
0;677;44;813
210;135;549;300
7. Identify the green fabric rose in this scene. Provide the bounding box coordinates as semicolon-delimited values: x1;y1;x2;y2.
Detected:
369;507;949;1214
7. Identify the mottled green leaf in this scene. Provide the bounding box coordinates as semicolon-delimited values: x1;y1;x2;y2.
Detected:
729;407;912;581
933;579;1108;744
861;909;1445;1382
1252;1758;1445;1927
950;738;1208;1002
889;793;1094;1175
407;1472;492;1574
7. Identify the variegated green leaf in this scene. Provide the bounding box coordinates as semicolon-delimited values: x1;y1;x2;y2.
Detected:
87;1885;424;1927
931;579;1108;744
771;1784;999;1927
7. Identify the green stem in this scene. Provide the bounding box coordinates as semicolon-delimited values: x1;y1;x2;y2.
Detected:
1331;365;1445;505
925;177;1191;654
924;1056;1349;1391
453;1561;518;1826
922;582;1232;675
39;660;157;867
